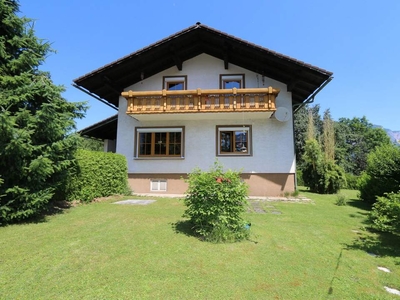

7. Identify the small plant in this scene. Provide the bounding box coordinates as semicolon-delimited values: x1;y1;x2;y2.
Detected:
183;161;250;243
335;194;347;206
291;190;300;197
283;191;290;198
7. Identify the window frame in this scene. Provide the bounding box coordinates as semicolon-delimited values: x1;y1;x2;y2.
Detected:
220;74;245;89
150;179;167;192
163;76;187;90
216;125;252;156
134;126;185;159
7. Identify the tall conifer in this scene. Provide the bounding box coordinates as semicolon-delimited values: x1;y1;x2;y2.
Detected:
0;0;86;223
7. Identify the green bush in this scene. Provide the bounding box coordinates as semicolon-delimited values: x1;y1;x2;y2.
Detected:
335;194;347;206
183;161;250;243
369;192;400;234
344;173;359;190
65;150;130;202
358;144;400;203
296;169;304;186
302;140;346;194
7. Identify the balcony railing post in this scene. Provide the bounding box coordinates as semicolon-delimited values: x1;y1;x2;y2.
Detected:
197;88;202;111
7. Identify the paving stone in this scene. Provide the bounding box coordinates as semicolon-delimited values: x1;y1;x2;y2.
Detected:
378;267;391;273
384;286;400;296
113;199;156;205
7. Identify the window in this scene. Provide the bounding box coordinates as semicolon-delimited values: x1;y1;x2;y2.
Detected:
135;127;184;158
163;76;187;90
220;74;245;89
150;179;167;191
217;126;251;156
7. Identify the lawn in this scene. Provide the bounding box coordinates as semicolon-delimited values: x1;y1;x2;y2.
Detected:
1;190;399;299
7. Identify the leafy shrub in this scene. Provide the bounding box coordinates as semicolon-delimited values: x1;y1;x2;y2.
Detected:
369;192;400;234
183;161;250;243
65;150;130;202
344;173;359;190
335;194;347;206
358;144;400;203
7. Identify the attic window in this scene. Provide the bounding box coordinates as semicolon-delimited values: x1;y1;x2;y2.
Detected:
220;74;245;89
163;76;187;90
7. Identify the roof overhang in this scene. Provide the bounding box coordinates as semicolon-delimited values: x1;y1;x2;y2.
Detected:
78;114;118;140
73;23;333;108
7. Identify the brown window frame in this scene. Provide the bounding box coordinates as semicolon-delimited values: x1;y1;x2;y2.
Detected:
135;127;185;158
163;76;187;90
216;125;252;156
219;74;245;89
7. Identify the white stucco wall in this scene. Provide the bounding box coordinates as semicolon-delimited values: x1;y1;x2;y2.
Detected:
116;54;295;174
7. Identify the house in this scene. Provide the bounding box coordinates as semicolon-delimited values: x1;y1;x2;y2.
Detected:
74;23;332;196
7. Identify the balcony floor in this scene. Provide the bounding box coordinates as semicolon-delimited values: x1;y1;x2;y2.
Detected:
128;111;276;122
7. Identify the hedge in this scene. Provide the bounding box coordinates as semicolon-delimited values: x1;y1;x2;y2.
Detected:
65;150;130;202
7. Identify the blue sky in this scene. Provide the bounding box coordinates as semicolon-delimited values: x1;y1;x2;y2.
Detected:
18;0;400;131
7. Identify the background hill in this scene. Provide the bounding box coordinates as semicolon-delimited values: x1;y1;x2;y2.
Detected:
383;128;400;144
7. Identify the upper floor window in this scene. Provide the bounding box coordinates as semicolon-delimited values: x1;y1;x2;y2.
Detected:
135;127;184;158
220;74;245;89
163;76;187;90
217;125;252;156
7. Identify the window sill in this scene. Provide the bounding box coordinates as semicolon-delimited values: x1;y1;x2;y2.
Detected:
217;154;252;157
134;157;185;160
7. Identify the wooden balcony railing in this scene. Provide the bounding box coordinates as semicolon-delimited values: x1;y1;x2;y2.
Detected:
121;87;279;115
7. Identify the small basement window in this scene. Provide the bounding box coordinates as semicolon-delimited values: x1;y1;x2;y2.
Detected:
150;179;167;192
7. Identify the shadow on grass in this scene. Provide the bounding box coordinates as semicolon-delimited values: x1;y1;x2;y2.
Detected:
345;229;400;264
171;220;197;238
346;198;371;211
2;201;71;226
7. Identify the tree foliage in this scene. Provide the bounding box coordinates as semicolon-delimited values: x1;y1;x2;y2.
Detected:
0;0;86;224
293;104;322;166
295;105;391;180
358;144;400;203
301;107;345;194
302;140;346;194
369;192;400;234
77;136;103;152
335;117;391;175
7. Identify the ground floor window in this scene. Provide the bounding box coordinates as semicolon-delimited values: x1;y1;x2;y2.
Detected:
217;125;252;156
135;127;184;158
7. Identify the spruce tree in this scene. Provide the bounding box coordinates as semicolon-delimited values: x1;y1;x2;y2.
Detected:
0;0;86;223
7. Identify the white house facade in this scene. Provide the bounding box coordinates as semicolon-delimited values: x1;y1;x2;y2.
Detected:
75;23;332;196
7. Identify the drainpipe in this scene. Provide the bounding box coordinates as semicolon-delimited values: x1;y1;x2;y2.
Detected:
72;83;118;111
293;76;333;114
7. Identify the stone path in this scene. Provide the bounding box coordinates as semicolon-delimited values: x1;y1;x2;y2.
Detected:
249;200;283;214
113;199;156;205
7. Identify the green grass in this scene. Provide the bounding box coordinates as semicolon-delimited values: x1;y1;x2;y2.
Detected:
1;190;399;299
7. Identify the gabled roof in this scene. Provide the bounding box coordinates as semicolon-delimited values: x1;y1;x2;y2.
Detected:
73;23;332;108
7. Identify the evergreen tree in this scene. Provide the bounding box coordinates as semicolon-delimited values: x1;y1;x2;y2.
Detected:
0;0;86;223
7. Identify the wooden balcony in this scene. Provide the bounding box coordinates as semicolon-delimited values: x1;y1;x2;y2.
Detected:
122;87;279;118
